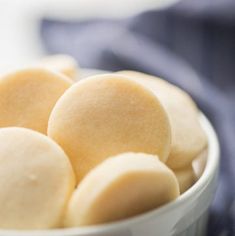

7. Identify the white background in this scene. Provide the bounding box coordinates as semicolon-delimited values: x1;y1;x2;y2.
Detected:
0;0;179;73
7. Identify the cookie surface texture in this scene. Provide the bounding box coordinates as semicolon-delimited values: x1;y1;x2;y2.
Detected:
0;68;72;134
48;74;171;182
117;71;207;169
65;152;179;227
0;127;75;229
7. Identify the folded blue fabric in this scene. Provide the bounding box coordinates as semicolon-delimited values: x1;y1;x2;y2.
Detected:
41;0;235;235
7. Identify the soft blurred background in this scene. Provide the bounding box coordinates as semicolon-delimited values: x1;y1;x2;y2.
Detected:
0;0;234;235
0;0;179;71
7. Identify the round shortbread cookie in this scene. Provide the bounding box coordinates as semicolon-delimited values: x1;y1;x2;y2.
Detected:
64;152;179;227
0;68;72;134
36;54;79;80
0;127;75;229
48;74;171;182
117;71;207;169
192;149;208;179
173;166;196;194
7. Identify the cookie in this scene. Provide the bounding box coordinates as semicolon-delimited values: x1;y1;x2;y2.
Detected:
64;152;179;227
0;127;75;229
48;74;171;182
0;68;72;134
36;54;79;80
192;149;208;179
174;166;196;193
117;71;207;169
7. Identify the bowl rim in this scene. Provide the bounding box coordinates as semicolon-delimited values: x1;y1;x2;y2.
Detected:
0;113;220;236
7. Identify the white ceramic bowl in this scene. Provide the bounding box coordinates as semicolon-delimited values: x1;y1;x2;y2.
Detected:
0;67;219;236
0;113;219;236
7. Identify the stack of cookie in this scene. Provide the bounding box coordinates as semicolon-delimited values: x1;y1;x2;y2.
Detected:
0;55;207;229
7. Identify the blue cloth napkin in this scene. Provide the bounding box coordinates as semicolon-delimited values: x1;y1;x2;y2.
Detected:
41;0;235;235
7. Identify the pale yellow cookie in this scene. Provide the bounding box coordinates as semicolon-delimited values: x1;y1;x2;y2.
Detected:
0;68;72;134
192;149;208;179
0;127;75;229
174;166;196;194
117;71;207;169
48;74;171;182
37;54;79;80
64;152;179;227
